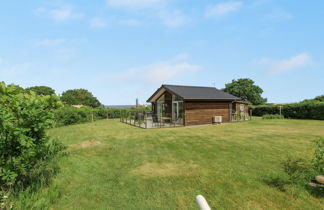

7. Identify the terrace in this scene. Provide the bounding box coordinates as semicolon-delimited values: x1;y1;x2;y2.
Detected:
120;111;184;129
120;110;250;129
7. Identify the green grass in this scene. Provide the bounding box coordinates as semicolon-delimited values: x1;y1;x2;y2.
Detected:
12;118;324;209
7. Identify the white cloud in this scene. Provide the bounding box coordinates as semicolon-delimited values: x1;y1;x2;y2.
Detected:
158;10;187;28
50;8;83;21
36;39;67;47
106;0;163;9
0;63;32;76
205;1;243;18
36;7;83;22
261;53;311;74
90;17;107;28
112;54;200;85
106;0;187;28
265;9;293;21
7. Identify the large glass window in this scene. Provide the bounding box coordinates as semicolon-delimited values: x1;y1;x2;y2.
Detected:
171;95;183;125
157;95;165;117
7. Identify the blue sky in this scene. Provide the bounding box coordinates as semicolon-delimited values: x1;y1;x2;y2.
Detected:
0;0;323;105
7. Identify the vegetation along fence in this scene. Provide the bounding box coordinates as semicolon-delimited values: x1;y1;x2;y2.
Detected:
251;102;324;120
120;110;184;129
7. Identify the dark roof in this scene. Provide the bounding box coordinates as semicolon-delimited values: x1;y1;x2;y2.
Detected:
147;84;240;102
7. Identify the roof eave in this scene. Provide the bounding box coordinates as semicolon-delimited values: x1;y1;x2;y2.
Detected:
184;98;239;101
146;86;163;102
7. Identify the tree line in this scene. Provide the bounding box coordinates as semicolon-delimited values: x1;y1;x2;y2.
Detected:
23;78;268;106
22;86;101;108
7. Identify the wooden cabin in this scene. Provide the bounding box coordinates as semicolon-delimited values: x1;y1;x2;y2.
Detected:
147;84;249;126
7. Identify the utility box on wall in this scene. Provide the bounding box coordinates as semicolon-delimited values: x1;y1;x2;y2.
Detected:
212;116;222;124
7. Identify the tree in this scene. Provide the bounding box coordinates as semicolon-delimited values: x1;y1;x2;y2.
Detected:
4;83;25;93
314;95;324;102
25;86;55;96
223;78;267;105
0;82;64;188
61;89;101;108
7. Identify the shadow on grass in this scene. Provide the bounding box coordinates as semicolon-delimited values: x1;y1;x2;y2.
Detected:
306;184;324;198
263;174;290;192
264;174;324;198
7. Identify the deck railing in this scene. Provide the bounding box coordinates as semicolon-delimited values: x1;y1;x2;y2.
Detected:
120;110;184;129
120;111;251;128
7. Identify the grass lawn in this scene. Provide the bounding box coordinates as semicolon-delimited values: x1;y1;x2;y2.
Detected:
13;118;324;209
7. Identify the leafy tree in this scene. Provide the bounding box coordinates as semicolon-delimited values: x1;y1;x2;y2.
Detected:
224;78;267;105
0;82;64;188
25;86;55;96
314;95;324;102
61;89;101;108
3;83;25;93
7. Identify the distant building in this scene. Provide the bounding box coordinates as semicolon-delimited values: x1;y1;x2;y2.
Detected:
72;105;85;108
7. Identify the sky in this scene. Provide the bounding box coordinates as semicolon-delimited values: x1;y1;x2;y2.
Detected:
0;0;323;105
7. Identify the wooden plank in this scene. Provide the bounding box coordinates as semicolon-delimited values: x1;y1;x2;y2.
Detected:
184;101;231;125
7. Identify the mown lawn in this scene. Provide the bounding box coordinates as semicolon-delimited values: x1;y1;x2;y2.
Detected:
13;118;324;209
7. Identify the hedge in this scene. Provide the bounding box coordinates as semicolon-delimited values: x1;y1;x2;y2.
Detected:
262;114;284;119
54;106;151;126
251;102;324;120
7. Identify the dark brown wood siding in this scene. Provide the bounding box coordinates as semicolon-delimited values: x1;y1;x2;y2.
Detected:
184;101;231;125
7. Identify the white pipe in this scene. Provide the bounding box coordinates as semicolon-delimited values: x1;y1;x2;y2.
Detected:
196;195;211;210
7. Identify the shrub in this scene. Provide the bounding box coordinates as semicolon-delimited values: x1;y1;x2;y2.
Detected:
265;138;324;197
54;107;92;126
252;101;324;120
0;82;65;189
53;106;151;126
282;157;313;184
262;114;284;119
313;138;324;174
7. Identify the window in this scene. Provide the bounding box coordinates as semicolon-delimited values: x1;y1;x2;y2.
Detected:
172;94;182;102
240;104;245;112
157;95;165;117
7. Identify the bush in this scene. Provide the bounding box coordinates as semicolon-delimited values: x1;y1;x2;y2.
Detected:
282;157;313;184
54;106;151;126
54;107;92;126
0;82;65;189
252;101;324;120
265;138;324;197
262;114;284;119
313;138;324;174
